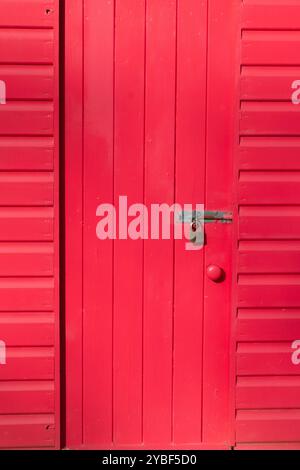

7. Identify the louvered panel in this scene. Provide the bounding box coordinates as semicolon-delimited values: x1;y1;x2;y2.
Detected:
240;137;300;171
0;29;54;65
236;410;300;444
0;65;54;100
0;0;59;450
0;137;54;171
237;376;300;410
234;0;300;449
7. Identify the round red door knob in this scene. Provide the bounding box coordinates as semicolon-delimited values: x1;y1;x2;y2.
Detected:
206;264;224;282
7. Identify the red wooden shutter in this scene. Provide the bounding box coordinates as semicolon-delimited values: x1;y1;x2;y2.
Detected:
0;0;60;449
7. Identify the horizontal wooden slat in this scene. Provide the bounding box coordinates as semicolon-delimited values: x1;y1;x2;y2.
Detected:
0;314;54;346
239;171;300;204
240;137;300;170
0;65;54;100
0;414;55;448
236;443;300;450
0;278;54;311
239;206;300;240
236;409;300;443
237;310;300;341
239;240;300;273
0;137;54;171
0;172;53;206
242;3;300;30
242;31;300;66
238;274;300;308
0;347;54;380
241;66;300;101
0;172;53;207
0;29;54;64
237;342;299;375
0;1;55;28
236;376;300;410
0;102;53;135
0;381;54;414
0;208;53;242
0;242;54;276
241;102;300;136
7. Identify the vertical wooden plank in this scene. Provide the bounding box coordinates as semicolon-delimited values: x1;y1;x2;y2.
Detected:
65;0;84;448
173;0;207;445
113;0;145;445
202;0;238;445
143;0;177;444
83;0;114;446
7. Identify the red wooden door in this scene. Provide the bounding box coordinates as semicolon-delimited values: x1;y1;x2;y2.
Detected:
0;1;60;449
65;0;236;449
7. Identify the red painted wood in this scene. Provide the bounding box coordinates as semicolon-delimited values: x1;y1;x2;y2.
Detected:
0;0;60;449
0;415;55;449
0;65;54;100
64;0;84;448
0;29;54;64
0;242;53;276
240;137;300;171
172;0;207;444
202;0;238;446
0;137;54;171
242;31;300;66
64;0;300;450
65;0;236;450
113;0;145;445
82;0;114;446
0;314;54;346
0;381;54;415
0;1;55;28
0;172;53;206
236;410;300;444
0;102;54;135
143;0;176;445
1;347;54;381
236;376;300;410
241;66;300;101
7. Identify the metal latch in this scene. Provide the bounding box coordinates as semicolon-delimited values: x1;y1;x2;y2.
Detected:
177;210;232;246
